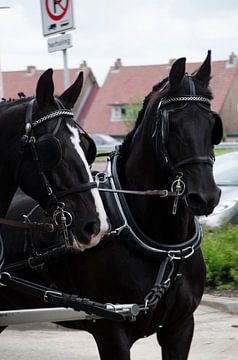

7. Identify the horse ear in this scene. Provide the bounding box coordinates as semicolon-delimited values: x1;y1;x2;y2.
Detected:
59;71;84;108
194;50;211;83
36;69;54;108
169;58;186;86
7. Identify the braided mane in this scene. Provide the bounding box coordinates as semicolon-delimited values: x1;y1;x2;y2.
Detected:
0;96;33;109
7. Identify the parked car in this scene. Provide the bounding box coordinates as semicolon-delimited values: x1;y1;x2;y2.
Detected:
90;133;121;152
200;151;238;227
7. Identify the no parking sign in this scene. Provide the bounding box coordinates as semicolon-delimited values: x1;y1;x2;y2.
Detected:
40;0;75;36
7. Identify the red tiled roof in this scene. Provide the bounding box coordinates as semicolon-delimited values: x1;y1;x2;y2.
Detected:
2;68;81;99
78;84;99;123
1;67;98;123
84;60;238;136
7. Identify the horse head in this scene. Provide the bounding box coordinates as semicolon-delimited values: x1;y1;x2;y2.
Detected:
160;51;222;215
0;69;108;249
123;51;221;218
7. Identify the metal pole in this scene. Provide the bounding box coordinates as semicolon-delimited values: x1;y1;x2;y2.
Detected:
0;5;11;99
62;48;70;90
0;57;3;99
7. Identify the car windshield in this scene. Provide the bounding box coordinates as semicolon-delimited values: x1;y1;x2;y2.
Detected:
214;152;238;186
90;134;120;146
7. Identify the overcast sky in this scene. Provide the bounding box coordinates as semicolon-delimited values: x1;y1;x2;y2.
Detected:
0;0;237;85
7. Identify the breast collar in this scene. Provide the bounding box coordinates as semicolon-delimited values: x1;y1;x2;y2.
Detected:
100;149;202;260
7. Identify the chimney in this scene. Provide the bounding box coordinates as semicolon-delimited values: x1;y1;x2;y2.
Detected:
227;52;237;67
26;65;36;75
114;58;122;69
80;60;88;69
168;58;176;66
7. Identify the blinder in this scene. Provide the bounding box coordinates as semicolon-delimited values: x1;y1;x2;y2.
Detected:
212;112;223;145
152;108;173;173
158;109;169;145
80;132;97;165
36;134;62;172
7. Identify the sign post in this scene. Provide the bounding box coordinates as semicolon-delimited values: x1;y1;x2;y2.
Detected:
40;0;75;89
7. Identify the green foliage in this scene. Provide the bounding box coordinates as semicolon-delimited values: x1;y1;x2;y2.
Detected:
122;99;143;131
201;225;238;288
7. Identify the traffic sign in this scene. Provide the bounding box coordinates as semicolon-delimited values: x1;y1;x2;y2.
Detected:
47;33;72;53
40;0;75;36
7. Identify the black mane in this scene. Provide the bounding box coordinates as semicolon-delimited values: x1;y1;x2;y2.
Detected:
120;78;169;160
0;96;33;110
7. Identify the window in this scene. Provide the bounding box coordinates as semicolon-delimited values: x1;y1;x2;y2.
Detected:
111;105;127;121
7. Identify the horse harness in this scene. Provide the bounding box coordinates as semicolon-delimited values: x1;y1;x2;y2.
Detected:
94;87;222;316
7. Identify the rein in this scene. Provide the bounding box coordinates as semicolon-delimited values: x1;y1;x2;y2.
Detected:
96;168;185;216
96;171;183;198
0;217;56;232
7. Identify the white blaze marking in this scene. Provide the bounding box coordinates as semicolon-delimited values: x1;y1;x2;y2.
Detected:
67;124;109;243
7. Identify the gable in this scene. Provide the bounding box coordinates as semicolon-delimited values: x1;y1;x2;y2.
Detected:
83;59;238;136
1;66;99;123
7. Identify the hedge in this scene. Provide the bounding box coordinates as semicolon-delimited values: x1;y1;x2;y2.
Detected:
201;224;238;289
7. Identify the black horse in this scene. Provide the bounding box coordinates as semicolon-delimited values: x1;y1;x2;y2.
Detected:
0;52;222;359
0;69;108;255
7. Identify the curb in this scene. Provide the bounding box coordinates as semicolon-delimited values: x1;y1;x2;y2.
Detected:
201;294;238;314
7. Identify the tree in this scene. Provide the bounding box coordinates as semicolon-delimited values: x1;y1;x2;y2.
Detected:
122;98;143;132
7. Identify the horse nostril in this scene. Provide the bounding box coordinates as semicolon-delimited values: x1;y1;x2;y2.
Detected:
187;193;207;208
83;221;99;237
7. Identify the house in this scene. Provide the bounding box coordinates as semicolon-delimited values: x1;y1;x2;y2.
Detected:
83;54;238;138
0;61;99;124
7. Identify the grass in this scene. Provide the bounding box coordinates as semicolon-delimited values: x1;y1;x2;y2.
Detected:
202;225;238;288
214;148;233;157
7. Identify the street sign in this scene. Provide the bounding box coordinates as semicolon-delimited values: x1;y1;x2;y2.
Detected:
47;33;72;53
40;0;75;36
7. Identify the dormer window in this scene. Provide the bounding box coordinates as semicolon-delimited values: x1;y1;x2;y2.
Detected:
111;104;127;121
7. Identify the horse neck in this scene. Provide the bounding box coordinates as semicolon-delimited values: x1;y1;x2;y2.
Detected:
121;141;194;245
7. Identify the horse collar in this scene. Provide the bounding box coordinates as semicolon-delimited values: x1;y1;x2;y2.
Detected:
101;150;202;260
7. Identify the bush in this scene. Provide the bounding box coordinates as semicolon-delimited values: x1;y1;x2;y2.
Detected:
201;225;238;288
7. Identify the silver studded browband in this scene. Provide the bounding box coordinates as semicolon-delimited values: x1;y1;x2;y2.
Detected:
161;96;210;106
32;110;74;128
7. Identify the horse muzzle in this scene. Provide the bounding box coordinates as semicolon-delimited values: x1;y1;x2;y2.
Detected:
184;187;221;216
70;218;109;251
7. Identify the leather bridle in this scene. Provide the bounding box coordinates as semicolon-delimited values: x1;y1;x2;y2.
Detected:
15;98;97;244
152;95;215;176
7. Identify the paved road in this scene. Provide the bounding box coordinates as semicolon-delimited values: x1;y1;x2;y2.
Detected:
1;304;238;359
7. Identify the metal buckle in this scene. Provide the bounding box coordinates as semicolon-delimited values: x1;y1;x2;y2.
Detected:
28;257;45;270
168;246;194;260
95;172;107;185
0;272;11;287
159;190;169;198
43;290;63;303
181;246;195;259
